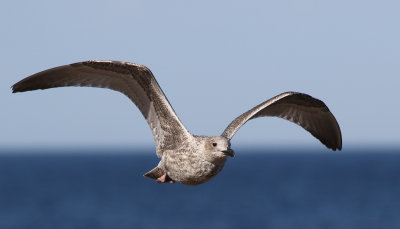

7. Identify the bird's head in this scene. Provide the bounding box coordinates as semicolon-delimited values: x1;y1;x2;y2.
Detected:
200;136;235;162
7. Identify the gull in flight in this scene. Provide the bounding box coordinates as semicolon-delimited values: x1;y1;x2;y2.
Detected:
12;60;342;185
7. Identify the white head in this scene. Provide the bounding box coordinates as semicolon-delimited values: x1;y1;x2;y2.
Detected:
199;136;235;162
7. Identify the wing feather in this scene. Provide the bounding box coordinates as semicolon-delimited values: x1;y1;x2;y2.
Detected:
12;60;193;157
221;92;342;150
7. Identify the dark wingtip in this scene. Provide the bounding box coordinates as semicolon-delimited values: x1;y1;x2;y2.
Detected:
11;84;19;93
11;77;27;93
337;143;342;151
331;147;341;151
329;142;342;151
336;136;343;151
11;84;25;93
11;77;38;93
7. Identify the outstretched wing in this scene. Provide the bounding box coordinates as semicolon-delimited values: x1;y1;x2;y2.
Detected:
221;92;342;150
12;60;193;157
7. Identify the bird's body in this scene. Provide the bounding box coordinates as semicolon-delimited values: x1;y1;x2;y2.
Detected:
155;136;231;185
12;60;342;185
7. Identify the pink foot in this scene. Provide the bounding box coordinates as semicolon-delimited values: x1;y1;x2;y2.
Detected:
156;173;175;184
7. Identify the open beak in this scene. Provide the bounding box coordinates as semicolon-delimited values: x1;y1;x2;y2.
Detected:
222;148;235;157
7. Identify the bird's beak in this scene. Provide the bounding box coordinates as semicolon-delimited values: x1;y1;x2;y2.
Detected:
222;149;235;157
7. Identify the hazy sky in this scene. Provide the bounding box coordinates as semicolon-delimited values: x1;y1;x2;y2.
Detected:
1;0;399;150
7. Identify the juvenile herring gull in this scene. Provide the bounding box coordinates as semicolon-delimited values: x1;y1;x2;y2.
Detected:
12;60;342;185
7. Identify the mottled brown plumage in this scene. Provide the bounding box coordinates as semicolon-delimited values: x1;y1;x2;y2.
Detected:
12;60;342;185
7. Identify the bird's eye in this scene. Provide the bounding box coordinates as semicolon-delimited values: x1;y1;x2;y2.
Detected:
212;143;217;147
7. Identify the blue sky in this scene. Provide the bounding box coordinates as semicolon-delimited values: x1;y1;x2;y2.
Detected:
1;0;399;149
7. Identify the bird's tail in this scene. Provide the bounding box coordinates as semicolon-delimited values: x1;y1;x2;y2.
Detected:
143;166;164;180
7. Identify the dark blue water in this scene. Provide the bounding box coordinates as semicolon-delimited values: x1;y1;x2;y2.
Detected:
1;148;400;229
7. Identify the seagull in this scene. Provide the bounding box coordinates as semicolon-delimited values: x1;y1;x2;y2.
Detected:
12;60;342;185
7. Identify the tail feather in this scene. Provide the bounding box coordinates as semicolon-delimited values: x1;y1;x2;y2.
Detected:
143;166;164;180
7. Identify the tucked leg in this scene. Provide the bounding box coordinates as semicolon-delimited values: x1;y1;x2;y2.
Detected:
156;173;175;184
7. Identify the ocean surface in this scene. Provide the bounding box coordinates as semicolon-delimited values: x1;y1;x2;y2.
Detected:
1;148;400;229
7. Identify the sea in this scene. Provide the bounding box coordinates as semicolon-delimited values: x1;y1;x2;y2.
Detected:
0;147;399;229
